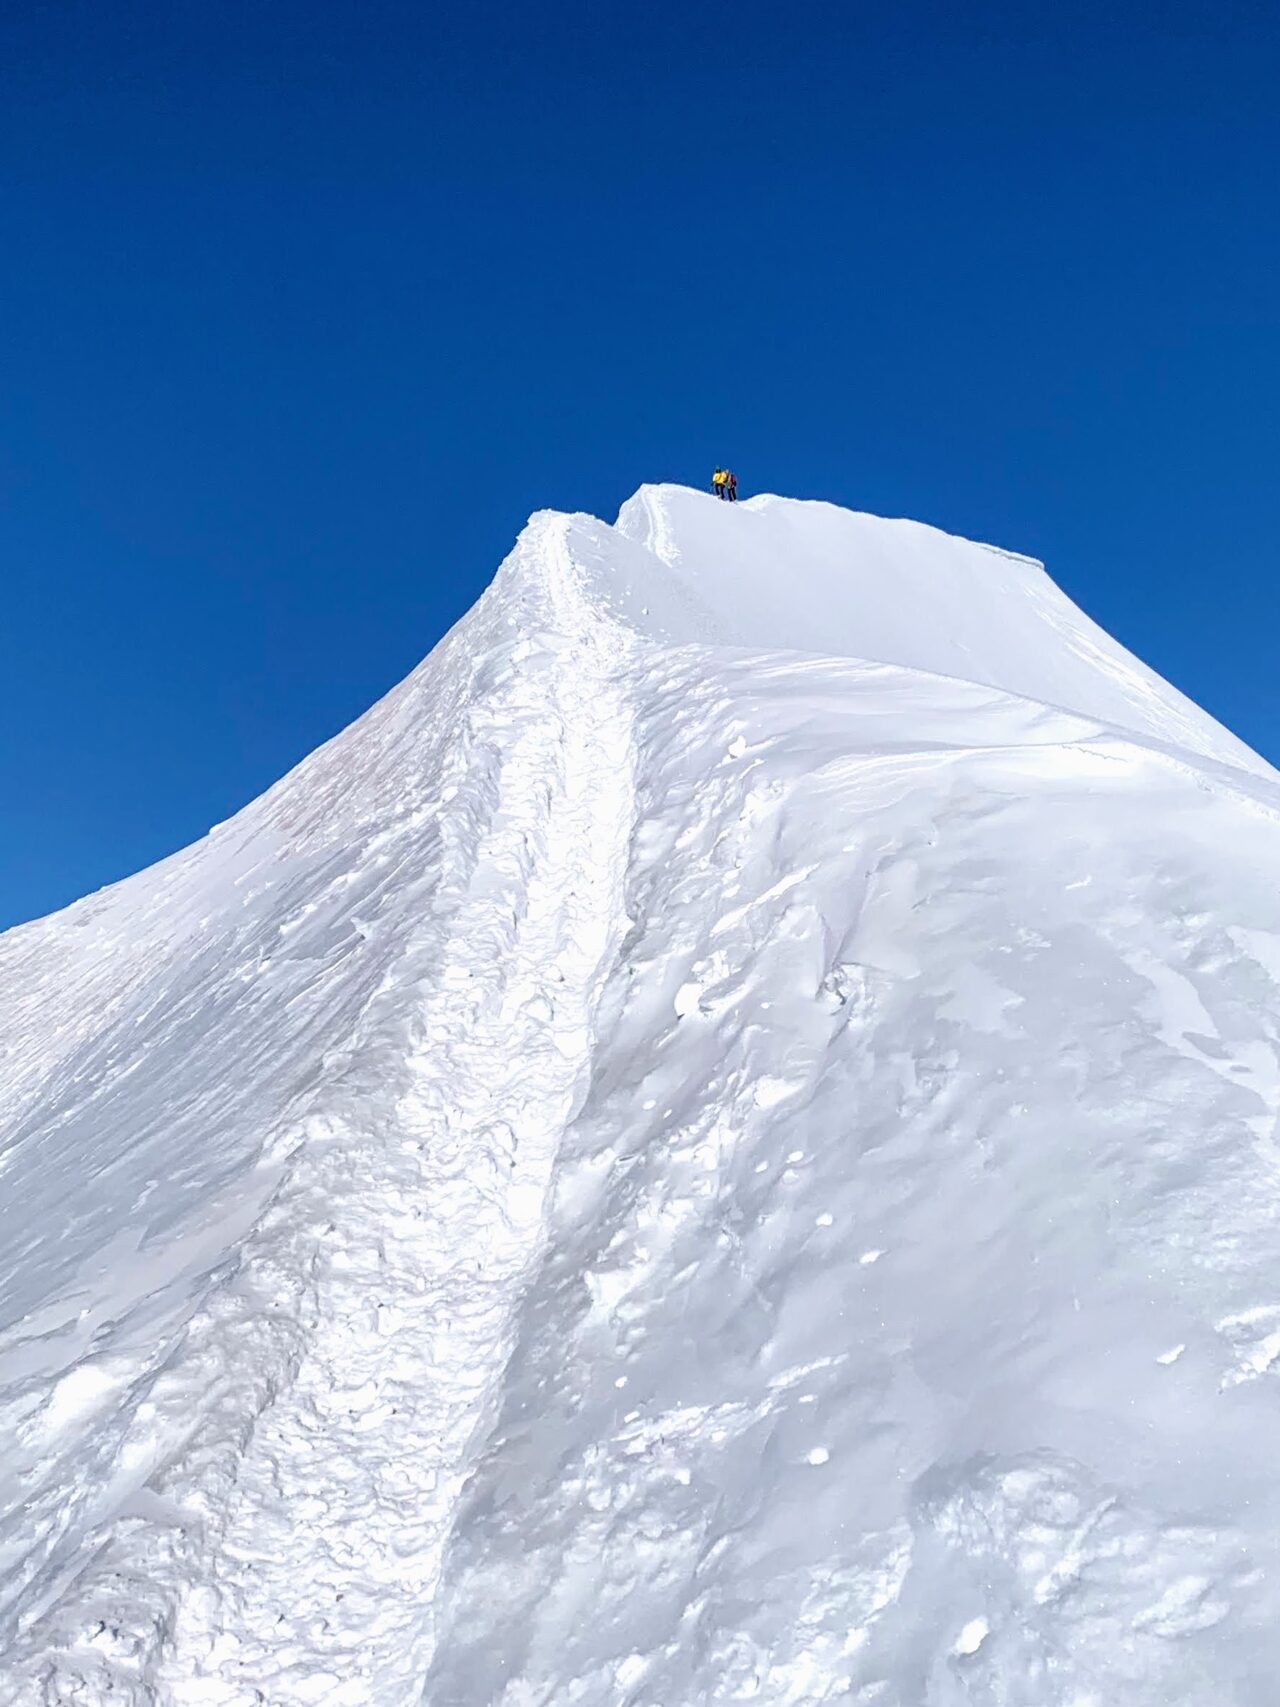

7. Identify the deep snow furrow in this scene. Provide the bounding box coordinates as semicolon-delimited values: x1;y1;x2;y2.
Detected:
11;519;638;1706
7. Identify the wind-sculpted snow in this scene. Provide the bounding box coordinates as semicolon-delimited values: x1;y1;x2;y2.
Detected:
610;485;1268;778
2;487;1280;1704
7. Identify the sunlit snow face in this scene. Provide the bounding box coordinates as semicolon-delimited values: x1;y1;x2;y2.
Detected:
5;486;1277;1706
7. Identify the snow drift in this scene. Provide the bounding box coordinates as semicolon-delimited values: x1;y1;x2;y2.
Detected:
3;485;1280;1705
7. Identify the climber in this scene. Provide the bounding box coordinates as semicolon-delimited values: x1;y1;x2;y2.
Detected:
712;468;728;499
726;470;739;502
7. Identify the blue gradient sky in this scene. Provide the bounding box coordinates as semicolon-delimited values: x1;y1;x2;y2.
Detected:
3;0;1279;928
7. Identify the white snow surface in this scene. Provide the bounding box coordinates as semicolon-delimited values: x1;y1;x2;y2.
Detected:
3;484;1280;1704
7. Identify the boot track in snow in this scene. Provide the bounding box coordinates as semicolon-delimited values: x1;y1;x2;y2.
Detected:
15;516;639;1705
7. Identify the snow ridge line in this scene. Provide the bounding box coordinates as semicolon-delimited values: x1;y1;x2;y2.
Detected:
15;516;639;1705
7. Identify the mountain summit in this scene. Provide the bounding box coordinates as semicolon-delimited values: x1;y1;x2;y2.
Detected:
4;487;1280;1704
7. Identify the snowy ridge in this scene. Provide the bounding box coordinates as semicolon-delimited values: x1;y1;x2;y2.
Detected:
4;486;1280;1705
0;514;639;1699
117;518;637;1701
611;485;1269;780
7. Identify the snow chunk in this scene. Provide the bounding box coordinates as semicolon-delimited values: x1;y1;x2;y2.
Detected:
954;1617;990;1656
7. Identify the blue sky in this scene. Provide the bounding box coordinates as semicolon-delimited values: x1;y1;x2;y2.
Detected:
3;0;1278;929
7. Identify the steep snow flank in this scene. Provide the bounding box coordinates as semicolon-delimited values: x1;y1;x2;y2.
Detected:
424;650;1280;1705
613;484;1268;778
4;485;1280;1706
0;514;637;1701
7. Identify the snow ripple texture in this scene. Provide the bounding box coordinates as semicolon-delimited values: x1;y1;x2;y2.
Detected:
4;486;1280;1705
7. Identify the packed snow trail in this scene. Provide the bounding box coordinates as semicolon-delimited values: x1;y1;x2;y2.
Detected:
4;486;1280;1705
143;519;638;1702
0;515;639;1700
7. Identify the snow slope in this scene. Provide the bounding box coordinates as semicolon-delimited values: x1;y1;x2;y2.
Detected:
4;486;1280;1705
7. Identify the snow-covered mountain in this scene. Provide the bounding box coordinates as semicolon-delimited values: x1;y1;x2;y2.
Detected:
4;485;1280;1705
